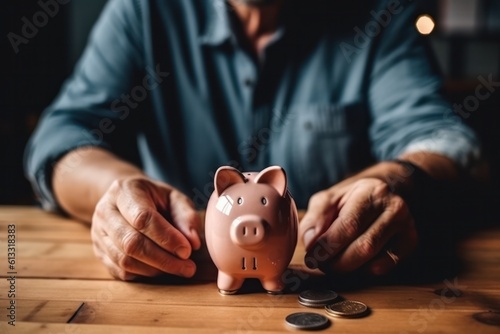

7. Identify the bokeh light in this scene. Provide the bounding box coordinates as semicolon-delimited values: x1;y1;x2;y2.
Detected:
416;14;436;35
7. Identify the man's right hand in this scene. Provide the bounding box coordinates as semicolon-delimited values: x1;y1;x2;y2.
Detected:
91;176;202;281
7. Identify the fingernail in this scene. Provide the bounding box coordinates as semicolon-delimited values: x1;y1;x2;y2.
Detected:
175;246;191;259
303;228;316;249
181;262;195;278
124;274;138;281
185;228;200;251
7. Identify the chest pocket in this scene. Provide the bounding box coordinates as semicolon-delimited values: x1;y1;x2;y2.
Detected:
300;103;368;136
269;102;373;208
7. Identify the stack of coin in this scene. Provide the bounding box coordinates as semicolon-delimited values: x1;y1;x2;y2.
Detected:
298;290;339;308
286;290;369;330
324;300;369;318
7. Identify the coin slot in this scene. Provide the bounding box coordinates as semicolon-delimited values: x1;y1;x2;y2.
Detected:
242;257;246;270
252;257;257;270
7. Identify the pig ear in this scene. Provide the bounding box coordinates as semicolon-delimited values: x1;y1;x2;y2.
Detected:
254;166;287;197
214;166;246;196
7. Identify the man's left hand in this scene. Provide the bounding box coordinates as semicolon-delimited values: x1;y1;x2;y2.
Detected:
299;177;418;275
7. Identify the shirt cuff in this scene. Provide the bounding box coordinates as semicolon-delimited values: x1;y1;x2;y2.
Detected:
31;167;59;212
399;129;481;170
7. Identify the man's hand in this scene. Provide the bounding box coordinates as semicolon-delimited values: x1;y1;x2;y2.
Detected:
91;176;201;281
299;177;418;275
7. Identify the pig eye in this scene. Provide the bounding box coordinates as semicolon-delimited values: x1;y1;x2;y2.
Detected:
261;197;268;205
237;197;243;205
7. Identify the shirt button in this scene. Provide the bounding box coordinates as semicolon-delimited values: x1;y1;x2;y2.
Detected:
246;143;258;163
244;78;254;87
247;151;257;164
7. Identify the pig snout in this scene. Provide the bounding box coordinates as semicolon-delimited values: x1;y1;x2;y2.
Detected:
230;215;266;247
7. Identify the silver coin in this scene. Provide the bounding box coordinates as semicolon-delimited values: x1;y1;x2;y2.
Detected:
285;312;330;330
325;300;369;318
298;299;328;308
298;290;339;306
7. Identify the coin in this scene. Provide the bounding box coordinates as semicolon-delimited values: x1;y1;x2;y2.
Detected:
299;290;339;305
298;299;329;308
325;300;369;318
285;312;330;330
298;290;339;308
472;311;500;326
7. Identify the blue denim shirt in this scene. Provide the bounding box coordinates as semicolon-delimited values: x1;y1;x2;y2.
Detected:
24;0;480;209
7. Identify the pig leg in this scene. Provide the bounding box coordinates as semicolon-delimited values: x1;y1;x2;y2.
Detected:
217;271;244;295
261;276;285;294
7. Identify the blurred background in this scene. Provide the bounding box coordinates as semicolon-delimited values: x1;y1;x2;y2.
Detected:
1;0;499;210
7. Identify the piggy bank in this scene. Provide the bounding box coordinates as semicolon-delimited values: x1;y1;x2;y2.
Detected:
205;165;298;295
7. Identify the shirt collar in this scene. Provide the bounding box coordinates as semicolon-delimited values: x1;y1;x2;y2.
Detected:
199;0;233;46
199;0;288;47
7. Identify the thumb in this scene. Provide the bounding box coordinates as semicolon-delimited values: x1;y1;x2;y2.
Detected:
300;191;339;251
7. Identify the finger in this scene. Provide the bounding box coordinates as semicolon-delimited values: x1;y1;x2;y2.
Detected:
115;181;194;259
329;205;407;272
99;252;138;281
167;189;202;251
98;232;166;278
92;208;169;279
104;206;197;277
299;190;340;250
304;189;380;267
99;251;161;281
368;219;418;275
91;225;138;281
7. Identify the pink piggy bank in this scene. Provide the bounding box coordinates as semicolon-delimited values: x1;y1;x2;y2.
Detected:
205;166;298;295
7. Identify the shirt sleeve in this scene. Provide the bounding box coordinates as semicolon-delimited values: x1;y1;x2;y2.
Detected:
23;0;144;211
367;0;481;170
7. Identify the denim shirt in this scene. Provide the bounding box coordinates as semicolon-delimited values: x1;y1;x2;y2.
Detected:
24;0;479;209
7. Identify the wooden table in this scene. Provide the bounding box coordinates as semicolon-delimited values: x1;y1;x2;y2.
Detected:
0;206;499;333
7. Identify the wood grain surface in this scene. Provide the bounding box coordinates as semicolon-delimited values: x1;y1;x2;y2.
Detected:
0;206;499;333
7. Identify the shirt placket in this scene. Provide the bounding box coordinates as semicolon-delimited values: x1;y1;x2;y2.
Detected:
233;48;264;168
232;27;286;170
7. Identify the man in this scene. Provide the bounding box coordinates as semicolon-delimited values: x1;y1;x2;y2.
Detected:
25;0;479;281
